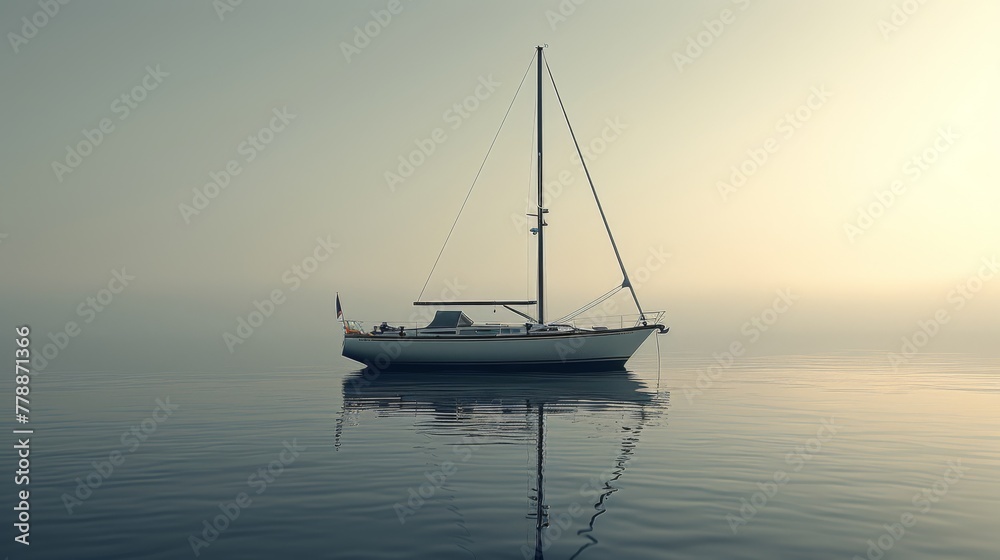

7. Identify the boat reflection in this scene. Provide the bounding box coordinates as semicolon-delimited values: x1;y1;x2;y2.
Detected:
336;369;669;559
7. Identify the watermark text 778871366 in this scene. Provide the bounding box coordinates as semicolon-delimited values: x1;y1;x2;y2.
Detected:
14;325;34;546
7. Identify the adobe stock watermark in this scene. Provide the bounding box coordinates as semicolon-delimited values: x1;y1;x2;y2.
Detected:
346;338;413;386
717;85;833;202
7;0;72;54
61;397;179;514
544;0;587;31
212;0;245;22
554;245;669;361
223;235;339;353
188;440;306;556
631;246;671;292
31;268;136;373
522;463;630;558
51;65;169;183
346;277;467;390
878;0;931;41
727;417;839;533
523;502;586;558
394;434;485;524
384;75;501;192
672;0;751;72
179;106;296;224
888;255;997;369
340;0;409;64
852;459;966;560
683;288;799;403
511;117;627;233
843;127;958;243
570;117;628;169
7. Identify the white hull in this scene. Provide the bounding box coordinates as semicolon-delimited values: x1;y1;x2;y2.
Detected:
341;327;658;371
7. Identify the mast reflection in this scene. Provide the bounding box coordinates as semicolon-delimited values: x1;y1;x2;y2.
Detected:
336;369;669;559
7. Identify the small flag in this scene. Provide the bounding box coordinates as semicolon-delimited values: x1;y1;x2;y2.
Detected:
336;293;343;320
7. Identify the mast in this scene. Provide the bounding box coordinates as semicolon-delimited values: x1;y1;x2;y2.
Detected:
535;45;546;324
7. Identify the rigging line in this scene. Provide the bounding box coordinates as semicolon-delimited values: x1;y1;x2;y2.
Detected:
543;55;647;321
417;54;536;302
553;285;622;323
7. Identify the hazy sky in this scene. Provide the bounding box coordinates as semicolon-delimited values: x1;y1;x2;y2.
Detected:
2;1;998;369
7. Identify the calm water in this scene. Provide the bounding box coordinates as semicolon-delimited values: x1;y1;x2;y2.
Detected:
20;350;1000;559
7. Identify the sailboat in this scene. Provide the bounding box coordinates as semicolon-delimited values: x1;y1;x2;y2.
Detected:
341;46;667;371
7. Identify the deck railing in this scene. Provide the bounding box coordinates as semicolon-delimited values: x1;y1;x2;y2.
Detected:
343;311;666;337
565;311;666;330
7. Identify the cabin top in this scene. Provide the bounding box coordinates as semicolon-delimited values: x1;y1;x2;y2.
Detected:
425;310;474;329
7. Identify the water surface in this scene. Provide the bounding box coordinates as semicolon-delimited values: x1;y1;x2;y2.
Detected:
24;351;1000;559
